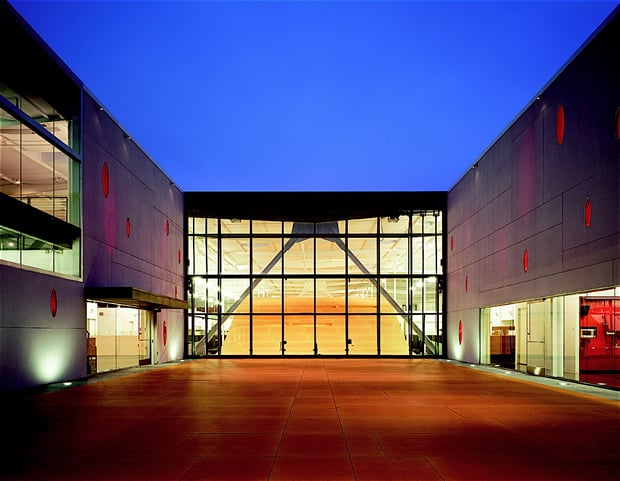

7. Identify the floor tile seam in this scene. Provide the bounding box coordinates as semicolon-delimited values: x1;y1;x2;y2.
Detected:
267;360;307;481
325;361;359;481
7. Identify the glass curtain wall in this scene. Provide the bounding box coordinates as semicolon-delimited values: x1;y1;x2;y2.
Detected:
0;84;81;277
187;212;444;357
480;286;620;388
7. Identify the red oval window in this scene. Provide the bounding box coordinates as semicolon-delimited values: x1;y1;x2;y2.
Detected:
615;108;620;140
163;320;167;346
465;276;469;292
166;220;170;236
50;289;58;317
458;320;463;345
450;236;454;251
584;197;592;228
523;249;529;273
102;162;110;198
126;217;131;237
555;104;565;145
178;249;181;264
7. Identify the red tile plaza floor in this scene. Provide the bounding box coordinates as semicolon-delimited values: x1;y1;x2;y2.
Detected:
1;359;618;481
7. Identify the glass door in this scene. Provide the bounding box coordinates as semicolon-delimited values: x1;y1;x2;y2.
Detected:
138;310;151;365
526;301;547;375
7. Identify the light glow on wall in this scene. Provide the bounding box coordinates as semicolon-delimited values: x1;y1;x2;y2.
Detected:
32;332;74;384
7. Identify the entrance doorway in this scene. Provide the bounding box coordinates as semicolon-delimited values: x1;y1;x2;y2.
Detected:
86;303;153;373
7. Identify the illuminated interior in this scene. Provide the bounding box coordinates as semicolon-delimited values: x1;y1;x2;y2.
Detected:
187;213;444;356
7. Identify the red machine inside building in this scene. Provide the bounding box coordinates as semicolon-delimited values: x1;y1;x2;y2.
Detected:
579;297;620;387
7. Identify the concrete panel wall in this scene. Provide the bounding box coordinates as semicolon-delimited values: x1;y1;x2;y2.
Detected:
82;92;186;364
446;9;620;362
0;265;85;391
82;92;185;300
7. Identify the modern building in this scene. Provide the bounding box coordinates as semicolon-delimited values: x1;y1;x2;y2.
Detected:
0;0;618;392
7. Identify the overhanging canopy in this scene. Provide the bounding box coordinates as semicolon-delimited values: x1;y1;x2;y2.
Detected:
84;287;187;310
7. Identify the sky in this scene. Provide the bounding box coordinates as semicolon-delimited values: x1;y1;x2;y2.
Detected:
8;0;619;192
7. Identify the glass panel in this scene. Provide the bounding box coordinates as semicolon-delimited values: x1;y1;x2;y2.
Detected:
437;237;443;274
0;108;21;199
348;278;377;313
284;314;314;354
190;236;207;275
315;237;345;275
22;124;54;213
0;226;20;265
380;237;408;274
349;217;377;234
380;314;409;354
411;214;424;234
348;237;377;274
21;234;53;271
348;314;377;354
411;278;424;312
411;237;423;274
317;314;345;355
423;214;437;235
424;313;441;355
284;238;315;275
436;211;443;234
380;278;408;313
253;220;282;234
54;238;79;276
253;238;283;275
221;238;249;274
253;314;283;355
424;237;438;274
221;218;249;234
138;310;151;364
67;156;80;227
319;278;346;312
253;278;282;311
284;277;312;313
188;217;206;235
410;314;424;354
424;278;437;312
187;237;195;275
221;278;250;314
381;215;409;234
220;314;250;354
206;237;218;275
206;217;217;234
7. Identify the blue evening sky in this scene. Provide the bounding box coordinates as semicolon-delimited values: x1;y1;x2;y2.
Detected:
8;1;618;192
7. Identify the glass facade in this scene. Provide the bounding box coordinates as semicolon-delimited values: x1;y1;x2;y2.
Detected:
187;212;445;357
480;286;620;388
0;82;81;277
